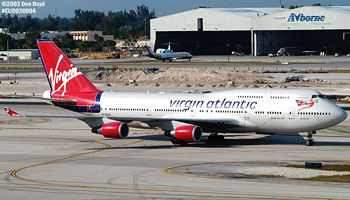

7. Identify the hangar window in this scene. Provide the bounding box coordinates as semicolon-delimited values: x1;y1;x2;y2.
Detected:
197;18;203;31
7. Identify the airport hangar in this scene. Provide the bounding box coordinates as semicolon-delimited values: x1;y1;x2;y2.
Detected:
150;6;350;56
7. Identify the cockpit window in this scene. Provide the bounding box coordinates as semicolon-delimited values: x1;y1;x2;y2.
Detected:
312;94;326;99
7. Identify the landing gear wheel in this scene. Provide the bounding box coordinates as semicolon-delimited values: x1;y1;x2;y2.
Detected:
305;139;314;146
178;141;188;145
170;138;178;145
305;131;316;146
170;138;188;145
208;134;224;144
217;135;224;141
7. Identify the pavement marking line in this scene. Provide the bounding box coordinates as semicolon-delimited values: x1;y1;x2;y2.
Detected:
162;161;350;200
9;139;146;189
6;139;334;200
11;140;112;182
0;170;15;175
6;137;350;199
0;137;101;174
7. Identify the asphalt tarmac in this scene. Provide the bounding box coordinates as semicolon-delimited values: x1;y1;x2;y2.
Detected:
0;101;350;199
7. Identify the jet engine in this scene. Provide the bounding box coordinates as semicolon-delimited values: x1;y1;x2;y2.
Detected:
171;125;202;142
92;122;129;138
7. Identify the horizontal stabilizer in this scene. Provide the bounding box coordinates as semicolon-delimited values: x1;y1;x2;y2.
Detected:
4;107;20;117
0;94;77;104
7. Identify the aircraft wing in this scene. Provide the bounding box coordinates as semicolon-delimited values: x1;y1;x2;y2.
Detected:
4;107;240;129
3;107;95;118
108;116;240;128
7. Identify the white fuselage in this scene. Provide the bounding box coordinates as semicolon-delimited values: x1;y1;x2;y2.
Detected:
97;88;347;134
156;52;192;60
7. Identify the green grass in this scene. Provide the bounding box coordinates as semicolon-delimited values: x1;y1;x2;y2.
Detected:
264;70;350;73
306;174;350;183
287;164;350;172
286;164;350;183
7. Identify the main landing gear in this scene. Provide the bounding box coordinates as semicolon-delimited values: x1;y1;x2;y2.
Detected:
305;131;316;146
208;133;224;144
170;138;188;145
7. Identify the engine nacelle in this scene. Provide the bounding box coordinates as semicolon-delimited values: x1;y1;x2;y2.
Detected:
92;122;129;138
171;125;202;142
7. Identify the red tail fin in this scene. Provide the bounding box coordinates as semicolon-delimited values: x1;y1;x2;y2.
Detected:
37;40;99;93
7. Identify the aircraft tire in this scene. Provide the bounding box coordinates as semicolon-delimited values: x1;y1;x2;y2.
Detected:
305;139;314;146
170;138;178;144
208;135;224;144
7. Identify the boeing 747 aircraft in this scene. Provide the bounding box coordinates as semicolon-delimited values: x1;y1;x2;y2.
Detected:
4;40;347;146
144;45;192;62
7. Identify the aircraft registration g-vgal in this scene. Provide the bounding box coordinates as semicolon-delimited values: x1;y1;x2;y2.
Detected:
4;40;347;146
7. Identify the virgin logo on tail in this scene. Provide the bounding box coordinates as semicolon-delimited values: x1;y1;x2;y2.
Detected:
37;40;99;94
48;54;82;94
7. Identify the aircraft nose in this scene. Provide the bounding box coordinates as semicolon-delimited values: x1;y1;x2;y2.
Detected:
335;106;347;124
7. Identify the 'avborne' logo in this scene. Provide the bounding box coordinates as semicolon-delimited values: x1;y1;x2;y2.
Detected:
48;54;82;94
288;13;325;22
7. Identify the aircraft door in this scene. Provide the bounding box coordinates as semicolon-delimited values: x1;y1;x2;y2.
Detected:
289;107;295;119
190;109;196;117
263;91;271;103
244;109;250;120
146;108;151;116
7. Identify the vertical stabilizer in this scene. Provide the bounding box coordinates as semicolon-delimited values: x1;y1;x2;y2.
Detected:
37;39;99;93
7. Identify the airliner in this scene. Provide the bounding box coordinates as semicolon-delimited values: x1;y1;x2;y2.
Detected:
144;45;192;62
155;42;173;54
4;40;347;146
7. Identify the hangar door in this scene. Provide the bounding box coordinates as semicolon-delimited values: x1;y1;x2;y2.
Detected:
256;30;350;56
155;31;251;55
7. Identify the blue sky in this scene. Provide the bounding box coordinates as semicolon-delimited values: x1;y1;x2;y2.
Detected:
3;0;350;18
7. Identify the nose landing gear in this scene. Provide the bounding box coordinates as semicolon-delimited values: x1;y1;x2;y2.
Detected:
305;131;316;146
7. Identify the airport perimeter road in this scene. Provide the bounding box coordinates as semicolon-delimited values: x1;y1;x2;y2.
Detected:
1;55;350;72
0;102;350;199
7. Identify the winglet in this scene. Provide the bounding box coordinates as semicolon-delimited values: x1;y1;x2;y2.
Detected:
4;107;20;117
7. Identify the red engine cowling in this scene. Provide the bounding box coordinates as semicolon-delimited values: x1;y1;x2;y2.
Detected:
92;122;129;138
171;125;202;142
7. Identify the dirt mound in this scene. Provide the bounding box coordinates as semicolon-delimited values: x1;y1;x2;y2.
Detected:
84;68;272;85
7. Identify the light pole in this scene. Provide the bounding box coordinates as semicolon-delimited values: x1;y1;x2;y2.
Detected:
144;19;147;38
7;40;9;64
226;43;230;62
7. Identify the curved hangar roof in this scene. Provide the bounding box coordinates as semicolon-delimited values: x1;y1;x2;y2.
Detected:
151;6;350;31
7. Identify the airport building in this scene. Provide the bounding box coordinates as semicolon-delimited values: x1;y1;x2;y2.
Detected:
150;6;350;55
70;31;114;41
0;49;39;60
